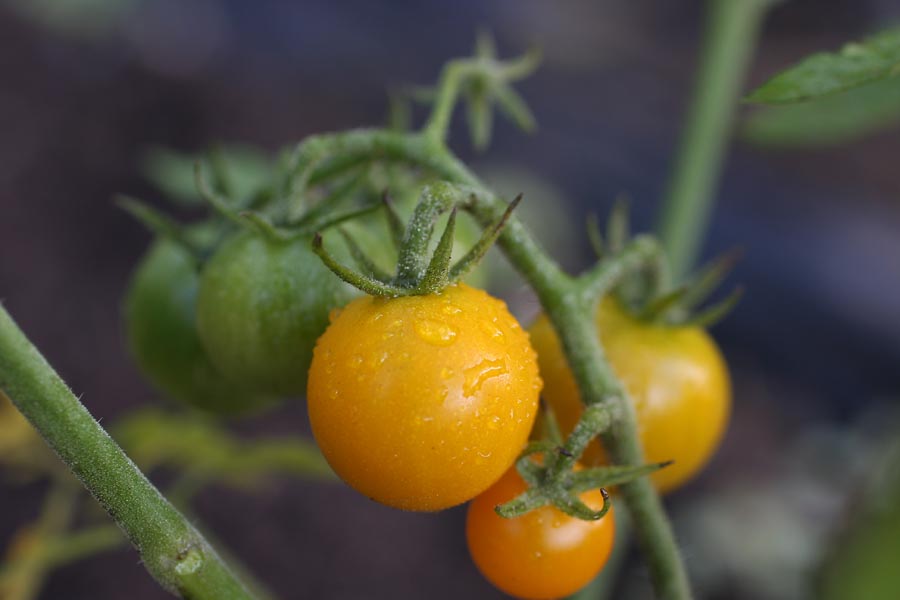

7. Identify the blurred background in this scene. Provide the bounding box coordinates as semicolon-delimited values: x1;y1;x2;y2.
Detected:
1;0;900;598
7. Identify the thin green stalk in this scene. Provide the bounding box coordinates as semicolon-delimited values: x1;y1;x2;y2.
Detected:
657;0;774;281
0;307;255;600
424;61;469;143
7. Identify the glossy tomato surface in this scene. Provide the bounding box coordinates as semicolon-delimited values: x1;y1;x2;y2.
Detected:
197;231;352;397
125;239;268;414
466;464;615;599
307;283;541;511
529;297;731;493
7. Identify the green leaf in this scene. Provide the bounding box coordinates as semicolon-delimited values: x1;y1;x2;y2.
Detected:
141;147;204;206
743;76;900;146
141;145;273;207
746;26;900;104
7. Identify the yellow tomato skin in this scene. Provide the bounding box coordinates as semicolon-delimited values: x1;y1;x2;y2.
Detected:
466;464;615;600
528;298;731;494
307;284;542;511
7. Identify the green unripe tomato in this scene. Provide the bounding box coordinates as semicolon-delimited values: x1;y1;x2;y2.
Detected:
196;231;352;396
124;238;270;414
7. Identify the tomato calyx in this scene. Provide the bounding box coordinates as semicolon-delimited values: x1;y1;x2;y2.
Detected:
388;30;540;151
194;162;385;245
312;180;520;296
588;199;743;328
496;403;670;522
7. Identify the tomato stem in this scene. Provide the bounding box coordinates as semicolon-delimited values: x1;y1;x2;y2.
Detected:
656;0;774;282
0;307;256;600
395;181;459;286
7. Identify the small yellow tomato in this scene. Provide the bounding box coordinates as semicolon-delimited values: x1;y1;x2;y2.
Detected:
466;463;615;599
529;298;731;493
307;283;542;511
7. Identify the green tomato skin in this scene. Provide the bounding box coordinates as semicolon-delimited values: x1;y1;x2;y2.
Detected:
196;231;352;397
125;240;269;415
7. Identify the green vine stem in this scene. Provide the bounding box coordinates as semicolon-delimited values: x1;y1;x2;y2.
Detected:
657;0;775;281
0;307;254;600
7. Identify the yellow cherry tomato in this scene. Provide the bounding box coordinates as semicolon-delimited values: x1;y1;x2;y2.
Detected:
466;463;615;599
528;297;731;493
307;283;542;511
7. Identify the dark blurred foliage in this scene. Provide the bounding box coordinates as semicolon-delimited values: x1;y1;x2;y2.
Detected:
1;1;900;598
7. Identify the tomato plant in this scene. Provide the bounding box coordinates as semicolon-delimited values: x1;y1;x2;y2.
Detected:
466;463;615;599
125;238;269;415
529;297;731;493
1;10;792;595
197;230;352;397
307;283;541;511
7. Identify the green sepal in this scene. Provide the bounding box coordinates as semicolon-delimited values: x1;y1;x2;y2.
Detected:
569;462;674;494
419;208;457;293
339;229;392;281
681;286;744;328
449;193;520;282
607;195;630;255
381;192;407;252
586;213;605;259
116;196;201;260
312;233;409;297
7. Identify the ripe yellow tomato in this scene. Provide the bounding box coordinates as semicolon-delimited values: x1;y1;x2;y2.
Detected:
528;297;730;493
307;283;541;511
466;463;615;599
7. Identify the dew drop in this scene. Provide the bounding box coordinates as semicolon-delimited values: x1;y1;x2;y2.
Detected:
479;319;506;342
463;358;507;397
442;304;463;316
414;319;458;346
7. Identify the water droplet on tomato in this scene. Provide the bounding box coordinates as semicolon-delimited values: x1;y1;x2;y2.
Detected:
463;358;507;397
442;304;462;316
414;319;458;346
479;319;506;342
